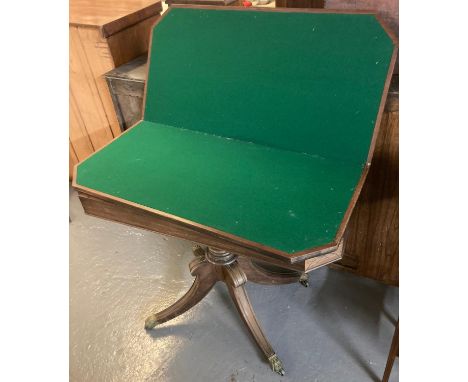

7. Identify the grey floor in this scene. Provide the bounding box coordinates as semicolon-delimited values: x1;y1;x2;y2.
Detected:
70;188;398;382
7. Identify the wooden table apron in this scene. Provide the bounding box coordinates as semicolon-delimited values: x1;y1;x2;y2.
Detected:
73;6;397;375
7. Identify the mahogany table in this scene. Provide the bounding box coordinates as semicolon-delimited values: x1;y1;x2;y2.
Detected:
73;6;397;375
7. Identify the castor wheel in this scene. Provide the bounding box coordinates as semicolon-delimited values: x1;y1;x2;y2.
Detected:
299;273;309;287
144;314;158;330
269;354;285;376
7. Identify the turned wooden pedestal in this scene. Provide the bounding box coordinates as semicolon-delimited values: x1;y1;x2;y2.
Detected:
145;245;309;375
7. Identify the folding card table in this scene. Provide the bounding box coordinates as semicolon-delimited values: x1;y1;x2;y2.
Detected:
73;6;397;375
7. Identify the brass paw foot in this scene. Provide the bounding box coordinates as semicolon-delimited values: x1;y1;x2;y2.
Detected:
144;314;158;330
268;354;285;376
299;273;309;287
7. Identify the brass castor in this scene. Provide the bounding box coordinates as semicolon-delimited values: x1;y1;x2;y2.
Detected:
299;273;309;287
144;314;158;330
268;354;285;376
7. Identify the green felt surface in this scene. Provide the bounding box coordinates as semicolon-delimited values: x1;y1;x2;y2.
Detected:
145;8;394;162
77;121;363;253
76;8;395;254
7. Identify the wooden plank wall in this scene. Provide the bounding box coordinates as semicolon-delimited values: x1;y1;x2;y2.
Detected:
69;26;118;170
69;15;159;178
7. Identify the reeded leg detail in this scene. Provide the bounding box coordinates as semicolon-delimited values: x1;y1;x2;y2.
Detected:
146;247;286;375
224;262;285;375
299;273;309;287
145;257;217;329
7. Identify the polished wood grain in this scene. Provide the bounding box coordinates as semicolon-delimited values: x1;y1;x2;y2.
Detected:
304;240;343;272
145;256;218;326
225;267;282;373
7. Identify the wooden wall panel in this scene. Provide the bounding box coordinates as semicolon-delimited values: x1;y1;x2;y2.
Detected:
76;27;122;138
69;141;80;179
69;91;94;160
69;26;116;154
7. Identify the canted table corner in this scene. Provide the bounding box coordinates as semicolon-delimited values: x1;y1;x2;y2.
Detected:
73;5;397;376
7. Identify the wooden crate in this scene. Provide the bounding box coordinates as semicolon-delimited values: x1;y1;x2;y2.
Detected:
69;0;163;178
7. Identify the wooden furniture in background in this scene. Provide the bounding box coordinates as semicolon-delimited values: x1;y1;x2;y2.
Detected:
276;0;324;8
69;0;163;178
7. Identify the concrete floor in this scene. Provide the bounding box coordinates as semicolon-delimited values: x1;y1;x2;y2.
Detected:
70;188;398;382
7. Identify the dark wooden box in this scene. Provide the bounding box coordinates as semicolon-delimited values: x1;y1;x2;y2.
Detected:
104;55;147;130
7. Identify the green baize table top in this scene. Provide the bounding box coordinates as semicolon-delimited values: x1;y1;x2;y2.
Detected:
76;7;395;255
